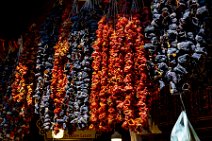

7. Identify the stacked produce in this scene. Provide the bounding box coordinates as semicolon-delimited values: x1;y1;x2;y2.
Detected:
0;25;39;140
89;11;159;132
144;0;208;94
33;5;63;131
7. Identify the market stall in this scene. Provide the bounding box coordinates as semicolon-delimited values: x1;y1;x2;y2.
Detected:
0;0;211;141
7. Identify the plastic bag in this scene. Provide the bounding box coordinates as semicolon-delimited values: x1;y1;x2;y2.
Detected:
81;0;93;11
170;111;200;141
71;0;79;16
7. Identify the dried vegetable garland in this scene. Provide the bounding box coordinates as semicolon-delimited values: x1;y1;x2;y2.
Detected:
50;5;72;134
67;30;92;129
33;5;63;131
0;25;39;140
0;41;20;140
89;12;159;133
0;40;19;62
0;40;19;103
1;0;209;138
65;0;100;130
89;16;113;131
144;0;208;94
33;0;102;133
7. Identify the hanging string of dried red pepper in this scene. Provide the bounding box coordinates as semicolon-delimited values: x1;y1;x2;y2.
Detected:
50;5;72;134
89;0;159;133
89;16;105;130
0;24;39;140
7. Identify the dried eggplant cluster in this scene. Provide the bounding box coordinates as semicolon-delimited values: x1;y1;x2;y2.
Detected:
33;0;101;133
89;14;159;133
33;5;63;131
65;1;100;130
66;30;92;130
0;25;39;140
144;0;208;94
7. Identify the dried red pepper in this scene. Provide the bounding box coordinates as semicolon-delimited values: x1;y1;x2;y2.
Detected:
90;13;159;133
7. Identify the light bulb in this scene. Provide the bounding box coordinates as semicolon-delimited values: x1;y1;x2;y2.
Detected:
52;129;64;139
111;131;122;141
111;138;122;141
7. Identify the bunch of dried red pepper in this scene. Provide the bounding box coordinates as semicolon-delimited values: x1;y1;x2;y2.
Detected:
0;24;39;140
90;13;159;133
50;7;72;134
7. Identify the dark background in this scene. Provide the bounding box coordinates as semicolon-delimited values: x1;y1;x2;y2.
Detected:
0;0;52;39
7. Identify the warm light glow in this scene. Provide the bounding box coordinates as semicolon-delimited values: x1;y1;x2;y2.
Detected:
111;131;122;141
111;138;122;141
52;129;64;139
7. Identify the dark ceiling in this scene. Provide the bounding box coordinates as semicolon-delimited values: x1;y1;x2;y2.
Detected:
0;0;152;40
0;0;211;40
0;0;52;39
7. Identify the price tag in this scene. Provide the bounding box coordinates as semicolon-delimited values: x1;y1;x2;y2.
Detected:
45;130;96;140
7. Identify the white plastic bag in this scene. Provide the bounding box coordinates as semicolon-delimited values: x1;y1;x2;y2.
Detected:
81;0;93;10
170;111;200;141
